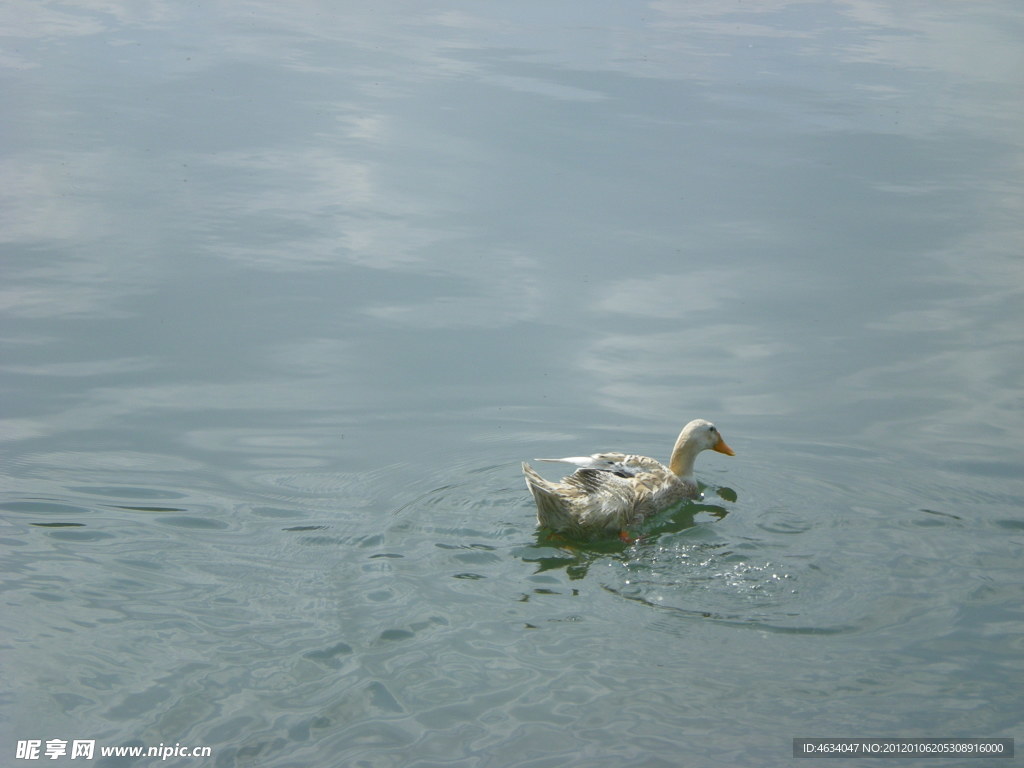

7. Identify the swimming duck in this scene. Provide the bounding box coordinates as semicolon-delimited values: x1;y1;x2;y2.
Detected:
522;419;734;539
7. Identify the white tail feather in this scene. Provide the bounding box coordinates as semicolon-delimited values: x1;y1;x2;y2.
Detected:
522;462;576;531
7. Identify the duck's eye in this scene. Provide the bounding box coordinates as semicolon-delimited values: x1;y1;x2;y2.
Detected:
709;425;717;433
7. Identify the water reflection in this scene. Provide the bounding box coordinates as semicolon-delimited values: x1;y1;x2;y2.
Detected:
6;0;1020;457
3;1;1023;764
522;492;734;580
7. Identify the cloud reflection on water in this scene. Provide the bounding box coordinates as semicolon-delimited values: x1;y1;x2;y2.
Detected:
2;0;1021;460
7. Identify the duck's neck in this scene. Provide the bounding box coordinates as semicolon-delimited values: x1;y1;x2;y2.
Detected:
668;434;699;479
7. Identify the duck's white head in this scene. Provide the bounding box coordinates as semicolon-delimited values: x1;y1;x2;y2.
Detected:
669;419;734;478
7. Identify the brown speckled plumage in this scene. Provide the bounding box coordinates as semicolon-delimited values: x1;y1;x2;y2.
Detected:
523;419;734;538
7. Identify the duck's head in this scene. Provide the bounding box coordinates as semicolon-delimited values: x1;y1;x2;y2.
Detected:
687;419;735;456
669;419;734;477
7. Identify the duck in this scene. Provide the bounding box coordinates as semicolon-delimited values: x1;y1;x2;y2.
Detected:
522;419;734;540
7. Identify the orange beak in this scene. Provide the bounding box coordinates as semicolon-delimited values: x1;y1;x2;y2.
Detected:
713;437;735;456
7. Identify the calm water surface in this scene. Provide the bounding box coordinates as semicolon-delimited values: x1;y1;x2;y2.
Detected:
3;2;1023;767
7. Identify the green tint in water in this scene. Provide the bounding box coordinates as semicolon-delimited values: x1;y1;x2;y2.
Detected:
2;2;1023;767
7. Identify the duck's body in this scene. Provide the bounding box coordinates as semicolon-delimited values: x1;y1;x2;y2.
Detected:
522;419;734;538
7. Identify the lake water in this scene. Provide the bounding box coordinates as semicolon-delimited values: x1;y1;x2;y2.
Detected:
2;2;1023;767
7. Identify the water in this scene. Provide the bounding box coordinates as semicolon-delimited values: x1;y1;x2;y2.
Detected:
3;2;1023;766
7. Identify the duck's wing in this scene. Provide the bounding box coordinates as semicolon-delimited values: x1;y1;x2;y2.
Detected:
534;452;663;478
561;468;648;532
